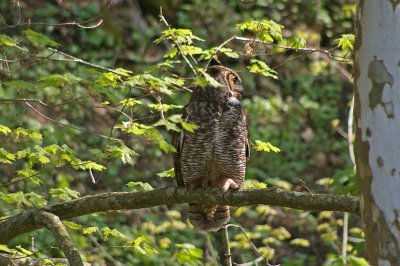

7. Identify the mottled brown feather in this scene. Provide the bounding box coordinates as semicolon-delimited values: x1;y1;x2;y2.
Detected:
173;65;249;231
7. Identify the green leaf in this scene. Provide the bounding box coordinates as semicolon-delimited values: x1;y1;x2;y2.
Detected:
0;148;15;164
13;128;43;141
158;138;176;153
0;244;15;254
115;68;133;77
80;161;106;171
0;125;11;135
287;35;307;49
147;103;183;113
157;168;175;178
96;72;121;87
126;235;158;256
50;187;80;202
0;34;16;46
119;98;142;107
64;221;83;230
24;192;47;207
23;29;60;47
106;144;138;165
254;140;281;153
348;255;369;266
176;243;203;265
247;59;278;79
83;227;99;235
237;19;284;43
4;80;35;91
126;181;153;192
15;245;33;256
290;238;310;247
39;74;72;87
17;168;38;177
335;34;355;51
193;70;224;88
153;119;181;132
181;121;199;133
101;227;126;240
154;28;204;45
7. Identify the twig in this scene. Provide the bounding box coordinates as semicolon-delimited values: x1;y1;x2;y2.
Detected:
203;35;350;66
348;95;355;166
342;212;349;258
159;7;197;76
0;0;113;31
222;225;233;266
205;233;219;265
233;256;265;266
35;211;84;266
0;0;21;29
226;224;264;262
47;48;123;75
156;95;165;120
24;101;121;142
204;36;237;70
273;51;314;69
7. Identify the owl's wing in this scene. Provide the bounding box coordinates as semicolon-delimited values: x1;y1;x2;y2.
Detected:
173;128;185;187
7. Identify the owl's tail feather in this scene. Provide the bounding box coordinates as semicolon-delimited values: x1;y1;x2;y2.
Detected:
188;204;230;231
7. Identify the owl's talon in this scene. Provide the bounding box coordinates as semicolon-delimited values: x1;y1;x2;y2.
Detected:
220;178;238;193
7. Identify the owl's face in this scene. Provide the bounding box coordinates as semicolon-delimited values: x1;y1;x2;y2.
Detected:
207;66;244;98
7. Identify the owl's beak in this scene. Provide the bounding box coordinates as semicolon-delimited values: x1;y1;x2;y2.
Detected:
236;83;244;93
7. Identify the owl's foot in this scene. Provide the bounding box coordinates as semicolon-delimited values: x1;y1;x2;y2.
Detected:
220;178;238;193
203;205;217;220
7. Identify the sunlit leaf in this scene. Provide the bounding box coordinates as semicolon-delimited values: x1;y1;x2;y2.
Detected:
247;59;278;80
0;125;11;135
0;34;16;46
83;227;99;235
64;221;83;230
50;187;80;202
126;181;153;192
335;34;355;51
253;140;281;153
23;29;60;47
157;168;175;178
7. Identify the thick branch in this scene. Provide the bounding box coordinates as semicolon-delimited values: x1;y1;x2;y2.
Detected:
0;188;359;244
35;211;84;266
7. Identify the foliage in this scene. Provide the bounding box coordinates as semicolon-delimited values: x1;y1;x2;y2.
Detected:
0;0;362;265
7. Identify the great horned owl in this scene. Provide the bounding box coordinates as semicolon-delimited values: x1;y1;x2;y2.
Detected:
173;65;249;231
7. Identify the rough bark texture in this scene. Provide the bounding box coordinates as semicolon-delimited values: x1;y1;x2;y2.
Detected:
354;0;400;265
36;211;84;266
0;188;360;244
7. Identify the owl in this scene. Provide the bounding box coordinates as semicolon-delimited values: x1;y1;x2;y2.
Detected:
173;65;249;231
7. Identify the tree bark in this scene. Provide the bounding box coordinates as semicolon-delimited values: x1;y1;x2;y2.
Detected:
35;211;84;266
0;187;359;244
354;0;400;265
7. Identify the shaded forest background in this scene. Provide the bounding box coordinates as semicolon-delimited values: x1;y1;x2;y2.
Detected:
0;0;364;265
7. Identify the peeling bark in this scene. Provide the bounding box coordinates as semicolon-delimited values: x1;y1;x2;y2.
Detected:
354;0;400;264
0;188;359;244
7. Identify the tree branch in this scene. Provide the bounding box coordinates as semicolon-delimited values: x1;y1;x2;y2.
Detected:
0;187;360;244
0;254;91;266
35;211;84;266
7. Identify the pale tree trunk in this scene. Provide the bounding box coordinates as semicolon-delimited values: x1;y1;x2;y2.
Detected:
354;0;400;265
